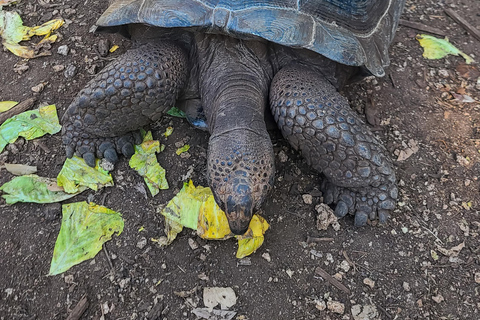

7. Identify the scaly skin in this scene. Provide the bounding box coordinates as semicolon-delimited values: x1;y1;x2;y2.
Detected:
61;34;397;232
269;64;397;225
62;42;188;166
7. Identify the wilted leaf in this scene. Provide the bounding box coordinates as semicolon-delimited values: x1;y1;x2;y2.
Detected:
0;104;61;153
0;101;18;113
416;34;474;64
431;250;439;261
176;144;190;155
163;126;173;138
57;156;113;193
0;7;63;58
166;107;187;118
159;181;269;258
4;163;37;175
456;64;480;80
0;174;84;204
49;202;124;275
129;131;168;196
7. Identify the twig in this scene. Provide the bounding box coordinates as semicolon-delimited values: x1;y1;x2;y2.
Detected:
342;251;358;274
66;295;89;320
388;73;396;88
103;244;114;272
314;267;351;294
0;97;37;125
445;9;480;42
398;19;446;37
306;236;334;244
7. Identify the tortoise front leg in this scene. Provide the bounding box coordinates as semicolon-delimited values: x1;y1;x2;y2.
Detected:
62;42;188;166
269;63;397;226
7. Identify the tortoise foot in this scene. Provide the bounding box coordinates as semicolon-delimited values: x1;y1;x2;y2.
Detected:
320;178;397;226
270;63;397;225
61;41;188;166
62;127;143;167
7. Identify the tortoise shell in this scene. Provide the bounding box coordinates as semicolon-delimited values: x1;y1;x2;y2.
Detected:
97;0;406;76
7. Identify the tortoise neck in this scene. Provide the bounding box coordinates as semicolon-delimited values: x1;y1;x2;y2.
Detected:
196;34;272;133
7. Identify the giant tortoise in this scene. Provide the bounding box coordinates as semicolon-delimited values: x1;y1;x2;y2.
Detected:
62;0;405;234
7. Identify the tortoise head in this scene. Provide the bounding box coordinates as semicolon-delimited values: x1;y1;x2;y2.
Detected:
208;145;275;235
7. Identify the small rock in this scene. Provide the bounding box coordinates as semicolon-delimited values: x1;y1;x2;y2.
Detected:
261;252;271;262
403;282;411;291
13;62;29;74
57;45;69;56
351;304;378;320
31;82;47;93
438;69;450;78
64;64;77;78
188;238;199;250
326;301;344;314
52;65;65;72
302;194;313;205
316;204;338;231
417;299;423;308
136;237;147;249
475;273;480;284
339;260;350;273
315;300;326;311
286;269;294;278
432;294;444;303
278;150;288;162
363;278;375;289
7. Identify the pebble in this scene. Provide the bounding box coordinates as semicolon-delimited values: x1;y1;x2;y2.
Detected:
53;65;65;72
351;304;378;320
432;294;444;303
363;278;375;288
302;194;313;204
326;301;344;314
97;39;111;57
278;150;288;162
136;237;147;249
57;45;69;56
31;82;46;93
403;282;411;291
339;260;350;273
475;273;480;284
188;238;199;250
262;252;271;262
64;64;77;78
315;300;326;311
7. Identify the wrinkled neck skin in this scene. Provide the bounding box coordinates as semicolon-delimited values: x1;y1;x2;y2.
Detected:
195;34;275;235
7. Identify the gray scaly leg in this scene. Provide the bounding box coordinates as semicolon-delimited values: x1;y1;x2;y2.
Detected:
270;64;397;225
62;42;188;166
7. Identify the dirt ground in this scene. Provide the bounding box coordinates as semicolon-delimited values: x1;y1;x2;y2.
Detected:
1;0;479;319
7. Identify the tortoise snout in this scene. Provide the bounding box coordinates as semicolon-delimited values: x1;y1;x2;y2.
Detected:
225;192;254;235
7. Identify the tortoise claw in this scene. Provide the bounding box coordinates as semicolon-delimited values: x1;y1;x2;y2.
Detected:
83;152;96;167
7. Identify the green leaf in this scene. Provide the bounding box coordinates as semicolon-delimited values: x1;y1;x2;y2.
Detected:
0;104;61;153
166;106;186;118
416;34;474;64
129;131;168;196
49;202;124;275
176;144;190;155
0;174;84;204
57;156;113;193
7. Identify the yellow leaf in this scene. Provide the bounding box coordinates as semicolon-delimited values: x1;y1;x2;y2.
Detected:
176;144;190;155
416;34;474;64
109;45;119;53
0;101;18;113
159;181;269;258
